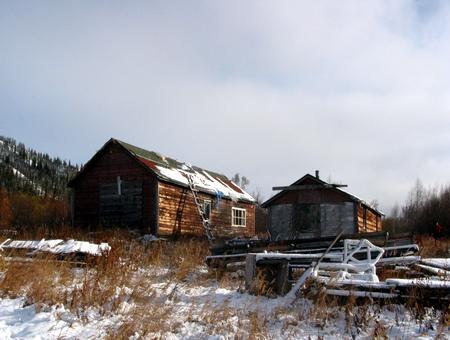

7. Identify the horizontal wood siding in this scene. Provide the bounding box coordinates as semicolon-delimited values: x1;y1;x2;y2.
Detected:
269;179;353;206
158;181;255;238
72;142;157;232
265;176;383;239
268;202;356;240
99;180;143;227
357;204;382;233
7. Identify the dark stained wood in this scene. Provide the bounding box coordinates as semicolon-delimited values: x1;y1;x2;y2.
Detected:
264;174;383;239
70;142;158;232
99;180;143;227
273;184;348;191
70;140;256;238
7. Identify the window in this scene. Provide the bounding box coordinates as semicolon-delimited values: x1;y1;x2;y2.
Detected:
232;207;246;227
117;176;122;196
203;200;211;220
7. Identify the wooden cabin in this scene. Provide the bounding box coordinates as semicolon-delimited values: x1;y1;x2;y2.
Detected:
261;173;383;240
68;138;256;239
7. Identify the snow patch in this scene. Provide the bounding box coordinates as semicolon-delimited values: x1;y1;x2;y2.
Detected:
11;167;26;179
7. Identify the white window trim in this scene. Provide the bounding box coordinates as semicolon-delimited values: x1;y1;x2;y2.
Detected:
231;207;247;227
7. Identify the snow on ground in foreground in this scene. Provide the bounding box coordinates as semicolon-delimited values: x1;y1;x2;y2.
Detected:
0;267;449;339
0;298;118;339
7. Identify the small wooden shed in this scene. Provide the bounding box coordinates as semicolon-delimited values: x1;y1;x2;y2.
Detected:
68;138;256;239
261;173;383;240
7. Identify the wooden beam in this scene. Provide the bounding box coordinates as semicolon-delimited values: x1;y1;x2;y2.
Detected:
272;184;348;191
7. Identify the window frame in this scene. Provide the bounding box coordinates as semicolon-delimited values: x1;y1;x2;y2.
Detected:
231;207;247;227
117;176;122;196
203;199;211;221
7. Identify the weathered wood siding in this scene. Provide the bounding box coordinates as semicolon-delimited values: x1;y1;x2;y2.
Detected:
158;181;255;238
255;206;268;235
267;202;356;240
99;180;143;227
266;178;359;240
71;142;158;232
264;175;383;239
357;204;382;233
320;202;356;237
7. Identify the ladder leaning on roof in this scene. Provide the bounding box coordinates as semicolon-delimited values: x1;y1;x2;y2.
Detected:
184;166;215;242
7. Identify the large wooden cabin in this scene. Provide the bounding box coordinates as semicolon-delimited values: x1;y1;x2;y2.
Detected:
261;173;383;240
68;139;256;239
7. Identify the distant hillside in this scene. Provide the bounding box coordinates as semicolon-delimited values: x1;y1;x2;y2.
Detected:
0;136;79;198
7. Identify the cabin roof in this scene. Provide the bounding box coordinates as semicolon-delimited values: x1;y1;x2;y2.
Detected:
261;174;383;215
69;138;255;203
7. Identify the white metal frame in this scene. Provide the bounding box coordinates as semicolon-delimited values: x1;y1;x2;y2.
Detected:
231;207;246;227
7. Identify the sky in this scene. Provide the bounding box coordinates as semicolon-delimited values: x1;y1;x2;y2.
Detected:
2;0;450;214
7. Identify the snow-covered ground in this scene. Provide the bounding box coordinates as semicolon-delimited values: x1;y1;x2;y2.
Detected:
0;298;117;339
0;265;448;339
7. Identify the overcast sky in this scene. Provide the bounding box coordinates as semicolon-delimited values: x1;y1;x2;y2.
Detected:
2;0;450;214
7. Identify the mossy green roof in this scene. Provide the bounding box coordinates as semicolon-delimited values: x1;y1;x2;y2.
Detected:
116;139;229;181
115;139;255;202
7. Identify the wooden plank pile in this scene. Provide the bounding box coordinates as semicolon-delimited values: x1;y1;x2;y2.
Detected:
0;238;111;263
207;231;415;268
241;236;450;306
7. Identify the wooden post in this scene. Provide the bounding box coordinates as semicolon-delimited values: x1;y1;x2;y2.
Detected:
275;261;290;295
245;254;257;293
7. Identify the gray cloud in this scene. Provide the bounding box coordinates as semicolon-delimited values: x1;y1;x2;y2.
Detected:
2;1;450;213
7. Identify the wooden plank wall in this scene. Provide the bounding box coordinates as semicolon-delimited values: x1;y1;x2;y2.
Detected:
158;181;255;238
320;202;356;237
268;202;356;240
71;142;158;232
99;180;143;227
357;204;382;232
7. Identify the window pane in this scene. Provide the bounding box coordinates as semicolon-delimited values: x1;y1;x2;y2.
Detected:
204;201;211;220
232;208;247;227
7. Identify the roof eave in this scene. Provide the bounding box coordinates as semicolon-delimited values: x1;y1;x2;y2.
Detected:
67;138;159;187
261;174;384;216
157;177;255;204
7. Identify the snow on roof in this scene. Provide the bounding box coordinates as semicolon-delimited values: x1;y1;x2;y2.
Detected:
115;139;255;203
156;165;255;202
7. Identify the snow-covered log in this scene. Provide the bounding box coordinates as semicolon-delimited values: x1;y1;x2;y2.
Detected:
0;238;110;256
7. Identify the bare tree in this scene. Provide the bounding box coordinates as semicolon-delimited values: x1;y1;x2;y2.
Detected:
231;173;250;190
251;187;265;205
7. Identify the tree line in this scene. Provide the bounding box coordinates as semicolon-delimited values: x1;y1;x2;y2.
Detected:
0;135;79;199
384;179;450;236
0;135;77;233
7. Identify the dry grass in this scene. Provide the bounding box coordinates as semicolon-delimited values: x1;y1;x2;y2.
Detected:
0;228;209;316
0;228;449;338
417;234;450;257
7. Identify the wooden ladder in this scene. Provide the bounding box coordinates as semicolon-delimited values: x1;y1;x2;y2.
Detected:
185;169;214;242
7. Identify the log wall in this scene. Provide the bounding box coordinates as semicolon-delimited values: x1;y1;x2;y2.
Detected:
158;181;255;238
357;204;382;233
71;142;158;232
265;177;383;239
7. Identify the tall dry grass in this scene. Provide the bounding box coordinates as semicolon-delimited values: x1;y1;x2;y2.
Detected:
0;229;209;319
417;234;450;257
0;228;449;338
